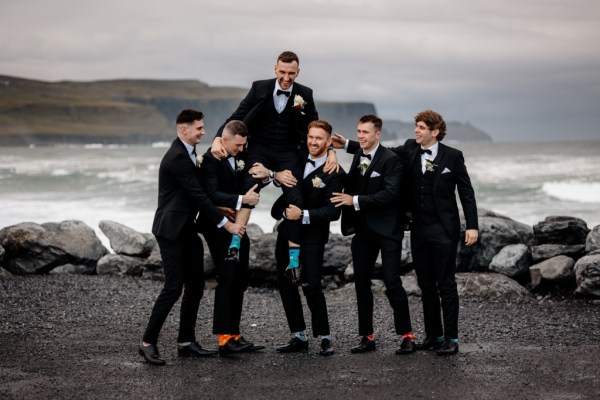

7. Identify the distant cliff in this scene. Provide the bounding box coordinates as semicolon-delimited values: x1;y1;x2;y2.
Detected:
0;75;491;145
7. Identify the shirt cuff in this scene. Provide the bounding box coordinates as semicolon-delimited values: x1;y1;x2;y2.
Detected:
302;210;310;224
217;217;228;228
353;195;360;210
343;141;349;151
236;195;242;211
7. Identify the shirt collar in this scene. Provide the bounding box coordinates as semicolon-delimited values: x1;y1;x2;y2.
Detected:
421;141;439;158
179;138;195;155
273;81;293;96
308;153;328;168
363;143;379;158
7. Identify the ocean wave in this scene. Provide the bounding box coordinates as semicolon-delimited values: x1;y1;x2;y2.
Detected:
542;181;600;203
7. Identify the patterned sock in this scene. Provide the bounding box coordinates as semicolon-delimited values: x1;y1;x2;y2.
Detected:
450;338;459;344
218;334;233;346
288;247;300;269
436;336;445;342
294;331;308;342
402;332;415;341
232;334;241;341
228;235;241;250
365;334;374;341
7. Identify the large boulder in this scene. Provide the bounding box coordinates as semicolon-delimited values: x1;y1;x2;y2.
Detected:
529;255;576;289
0;221;107;274
531;244;586;263
574;254;600;298
456;272;532;302
322;234;353;275
457;211;533;272
49;263;96;275
0;244;4;265
96;254;146;276
99;220;153;257
489;244;531;278
533;216;590;245
246;223;264;238
586;225;600;253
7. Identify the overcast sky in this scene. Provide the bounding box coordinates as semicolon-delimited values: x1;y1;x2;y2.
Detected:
1;0;599;141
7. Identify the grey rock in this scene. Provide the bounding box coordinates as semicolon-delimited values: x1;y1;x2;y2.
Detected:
96;254;145;276
457;215;533;272
246;223;264;238
49;263;96;275
0;243;4;265
531;244;586;262
533;216;590;246
144;235;162;270
343;263;354;281
0;265;12;278
99;220;152;257
401;271;421;296
248;233;278;273
322;234;353;274
489;244;532;278
586;225;600;253
456;272;532;302
529;256;576;288
0;221;107;274
574;254;600;298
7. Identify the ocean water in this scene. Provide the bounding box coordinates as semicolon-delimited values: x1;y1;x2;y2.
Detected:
1;141;599;249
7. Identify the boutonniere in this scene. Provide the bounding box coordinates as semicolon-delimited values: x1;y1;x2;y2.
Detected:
196;155;203;168
357;161;369;175
293;94;307;110
312;176;325;188
425;159;438;172
236;159;245;172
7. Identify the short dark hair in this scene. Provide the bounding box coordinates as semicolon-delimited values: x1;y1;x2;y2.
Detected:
358;115;383;131
223;120;248;137
307;119;332;135
176;109;204;125
277;51;299;65
414;110;447;141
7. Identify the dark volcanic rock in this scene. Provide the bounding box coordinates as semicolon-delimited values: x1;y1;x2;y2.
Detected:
489;244;532;278
574;254;600;298
456;272;532;302
99;220;153;257
586;225;600;253
0;243;4;265
322;234;352;274
531;244;586;262
248;233;278;273
0;220;107;274
96;254;145;276
49;263;96;275
529;255;576;289
533;216;590;246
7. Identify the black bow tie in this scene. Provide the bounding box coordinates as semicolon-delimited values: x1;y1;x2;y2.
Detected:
276;89;291;97
360;152;372;160
306;158;316;166
419;148;432;155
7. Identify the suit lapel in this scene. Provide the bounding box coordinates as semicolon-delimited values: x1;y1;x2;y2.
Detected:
364;145;383;178
433;142;447;189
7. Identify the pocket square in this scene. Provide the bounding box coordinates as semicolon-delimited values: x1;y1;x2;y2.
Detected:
442;167;451;174
370;171;381;178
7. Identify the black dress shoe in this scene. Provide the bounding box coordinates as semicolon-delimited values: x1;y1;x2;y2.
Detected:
138;343;165;366
436;339;459;356
319;338;334;357
237;336;265;352
350;337;376;354
276;337;309;353
219;338;253;356
177;341;218;357
415;336;444;351
395;337;416;355
224;247;239;262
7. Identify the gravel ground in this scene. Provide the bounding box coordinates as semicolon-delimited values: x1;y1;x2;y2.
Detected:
1;274;599;400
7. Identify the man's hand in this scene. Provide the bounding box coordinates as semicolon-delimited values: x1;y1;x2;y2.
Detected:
285;204;302;221
210;137;227;159
248;162;271;180
223;221;245;236
217;206;236;222
330;192;353;207
465;229;479;246
275;170;297;188
242;183;260;206
323;148;340;174
331;132;347;149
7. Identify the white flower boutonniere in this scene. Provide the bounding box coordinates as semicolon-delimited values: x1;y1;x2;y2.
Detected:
425;159;438;172
196;155;203;168
293;95;307;110
236;159;245;172
357;161;369;175
312;176;325;188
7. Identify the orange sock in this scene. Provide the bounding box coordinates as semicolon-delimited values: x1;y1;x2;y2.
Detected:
402;332;415;341
232;334;241;340
218;334;233;346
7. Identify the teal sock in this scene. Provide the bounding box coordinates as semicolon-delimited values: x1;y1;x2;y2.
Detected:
229;235;241;250
450;338;458;344
288;247;300;269
294;331;308;342
436;336;444;342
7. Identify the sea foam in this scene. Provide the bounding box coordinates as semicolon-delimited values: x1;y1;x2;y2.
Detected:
542;181;600;203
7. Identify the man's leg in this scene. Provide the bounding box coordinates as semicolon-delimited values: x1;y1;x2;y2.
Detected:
351;233;380;337
275;231;306;334
177;228;205;344
301;242;330;337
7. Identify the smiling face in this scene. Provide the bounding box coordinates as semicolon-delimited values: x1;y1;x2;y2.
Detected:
274;60;299;90
178;119;205;146
357;121;381;153
414;120;439;148
307;126;332;158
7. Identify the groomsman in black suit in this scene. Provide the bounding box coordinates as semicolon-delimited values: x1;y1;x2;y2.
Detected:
199;120;268;356
210;51;338;284
271;120;346;357
332;110;479;356
139;109;245;366
331;115;415;355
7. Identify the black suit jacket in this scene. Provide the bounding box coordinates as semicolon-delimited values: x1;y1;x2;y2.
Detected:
151;138;223;241
271;164;346;244
216;78;318;148
341;145;404;241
